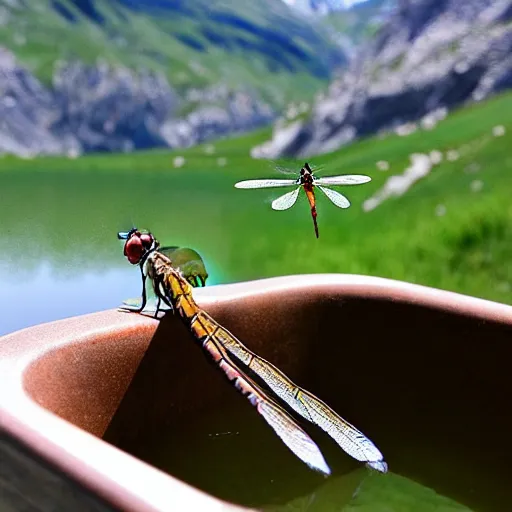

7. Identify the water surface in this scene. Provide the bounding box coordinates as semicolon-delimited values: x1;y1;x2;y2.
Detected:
106;399;477;512
0;165;241;335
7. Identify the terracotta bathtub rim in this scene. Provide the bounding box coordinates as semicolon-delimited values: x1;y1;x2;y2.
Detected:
1;273;512;512
2;275;511;340
194;273;512;324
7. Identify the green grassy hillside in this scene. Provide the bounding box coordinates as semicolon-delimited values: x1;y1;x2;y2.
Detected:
0;0;345;106
4;91;511;305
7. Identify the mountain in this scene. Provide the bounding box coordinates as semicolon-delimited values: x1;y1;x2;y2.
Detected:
0;0;347;107
0;0;352;156
322;0;396;52
253;0;512;159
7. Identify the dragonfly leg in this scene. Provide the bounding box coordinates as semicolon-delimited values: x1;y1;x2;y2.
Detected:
119;272;148;313
154;296;161;319
163;296;175;314
155;286;175;315
152;277;174;318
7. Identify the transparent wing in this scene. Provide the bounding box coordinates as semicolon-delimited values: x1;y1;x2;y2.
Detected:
307;163;326;176
295;389;387;472
272;187;301;211
202;333;331;475
256;398;331;476
149;256;386;474
315;175;372;185
214;325;387;472
121;297;145;309
235;179;297;189
120;297;171;314
274;164;298;176
318;186;351;209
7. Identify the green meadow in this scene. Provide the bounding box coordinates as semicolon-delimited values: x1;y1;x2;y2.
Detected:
2;91;512;306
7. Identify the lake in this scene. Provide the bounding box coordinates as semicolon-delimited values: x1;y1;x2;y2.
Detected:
0;161;257;336
0;149;384;336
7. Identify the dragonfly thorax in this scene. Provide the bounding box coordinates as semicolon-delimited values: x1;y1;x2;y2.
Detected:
299;165;315;186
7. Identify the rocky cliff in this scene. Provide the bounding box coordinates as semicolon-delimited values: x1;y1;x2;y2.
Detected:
0;49;274;156
254;0;512;159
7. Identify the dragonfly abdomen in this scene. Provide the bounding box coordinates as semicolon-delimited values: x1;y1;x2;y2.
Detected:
304;186;319;238
174;293;201;323
189;310;220;342
158;265;225;347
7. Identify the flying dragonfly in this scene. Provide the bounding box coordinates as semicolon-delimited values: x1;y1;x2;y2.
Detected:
118;228;388;476
234;162;372;238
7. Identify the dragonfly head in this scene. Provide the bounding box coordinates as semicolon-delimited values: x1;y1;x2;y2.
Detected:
118;228;158;265
300;162;314;185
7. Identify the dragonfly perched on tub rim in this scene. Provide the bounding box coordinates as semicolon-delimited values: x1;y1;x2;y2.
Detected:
119;229;208;313
117;228;388;476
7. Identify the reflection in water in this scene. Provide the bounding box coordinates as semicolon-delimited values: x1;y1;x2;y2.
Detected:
265;471;473;512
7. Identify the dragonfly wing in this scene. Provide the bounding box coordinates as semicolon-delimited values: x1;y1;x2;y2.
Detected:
121;297;143;309
203;335;331;476
160;246;209;288
159;246;179;253
214;326;387;472
256;396;331;476
318;185;351;209
315;175;372;185
272;187;301;211
297;389;387;471
235;179;297;189
274;164;298;176
121;297;171;313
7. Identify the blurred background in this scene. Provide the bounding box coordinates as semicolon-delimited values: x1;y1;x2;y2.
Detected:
0;0;511;336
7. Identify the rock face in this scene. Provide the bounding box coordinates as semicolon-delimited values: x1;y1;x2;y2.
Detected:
51;61;177;153
0;48;75;156
0;49;275;156
255;0;512;159
161;85;274;149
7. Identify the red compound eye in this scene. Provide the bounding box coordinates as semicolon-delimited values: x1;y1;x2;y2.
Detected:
124;236;144;264
140;233;153;248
